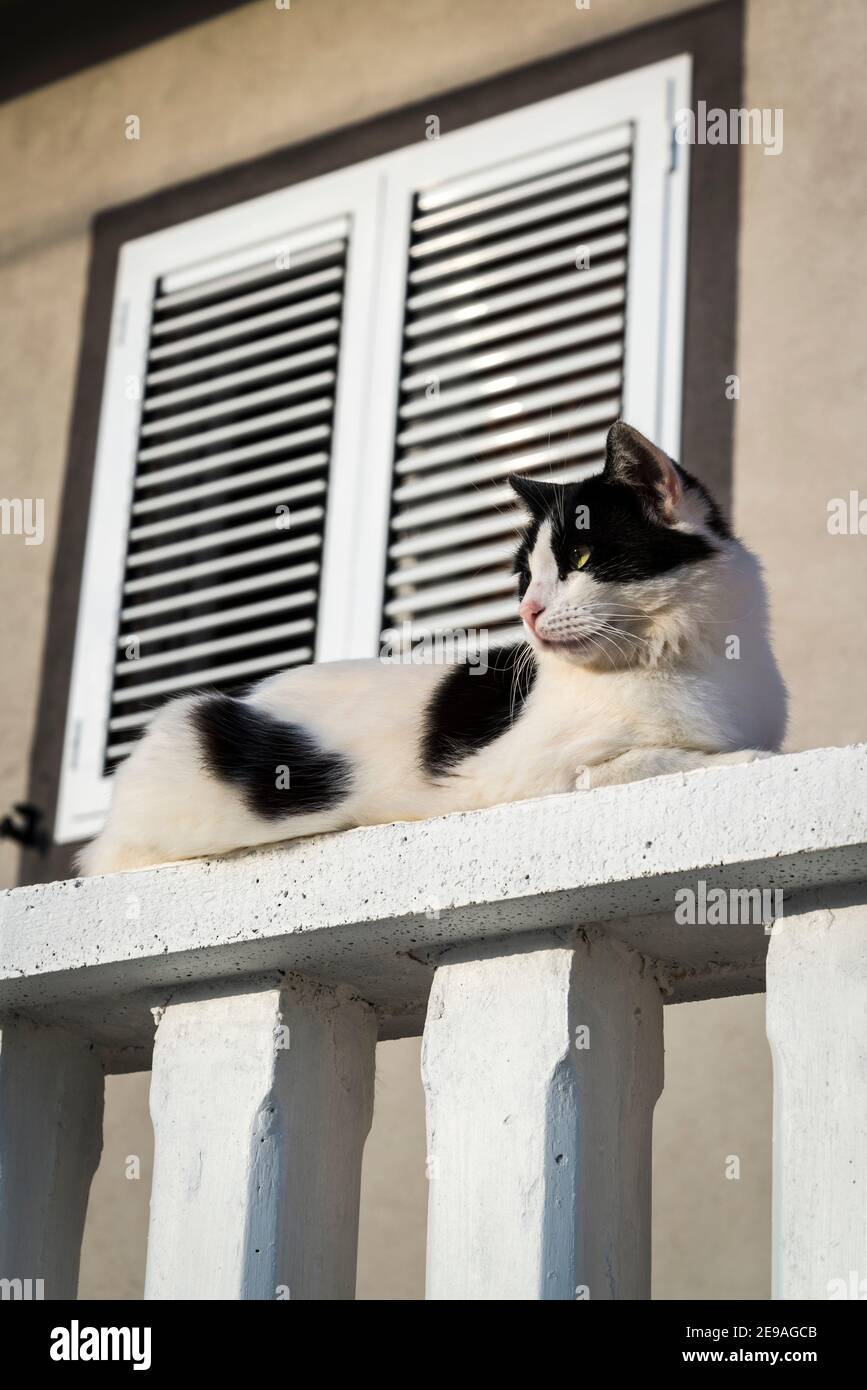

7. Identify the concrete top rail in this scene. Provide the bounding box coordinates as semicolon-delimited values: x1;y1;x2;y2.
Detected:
1;744;865;1071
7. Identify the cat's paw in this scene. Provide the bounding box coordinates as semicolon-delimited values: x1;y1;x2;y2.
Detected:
714;749;776;767
573;765;596;791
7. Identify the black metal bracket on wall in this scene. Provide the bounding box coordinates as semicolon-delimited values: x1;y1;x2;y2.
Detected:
1;803;49;856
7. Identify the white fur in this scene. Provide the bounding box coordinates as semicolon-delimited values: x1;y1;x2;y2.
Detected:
80;485;786;876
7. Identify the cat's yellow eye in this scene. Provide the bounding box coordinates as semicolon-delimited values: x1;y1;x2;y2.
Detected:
573;545;592;571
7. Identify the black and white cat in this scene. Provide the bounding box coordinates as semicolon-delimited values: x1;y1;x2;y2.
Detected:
80;422;787;875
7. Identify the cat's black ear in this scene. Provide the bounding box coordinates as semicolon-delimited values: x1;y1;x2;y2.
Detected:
508;473;559;517
603;420;681;522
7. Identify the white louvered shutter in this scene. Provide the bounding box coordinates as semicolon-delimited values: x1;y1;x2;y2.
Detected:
107;233;347;766
383;127;631;648
56;169;382;842
362;58;691;660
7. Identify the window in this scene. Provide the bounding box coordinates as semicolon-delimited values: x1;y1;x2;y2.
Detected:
53;56;690;844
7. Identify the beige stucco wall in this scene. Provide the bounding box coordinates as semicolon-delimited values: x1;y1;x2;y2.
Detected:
2;0;865;1300
734;0;867;752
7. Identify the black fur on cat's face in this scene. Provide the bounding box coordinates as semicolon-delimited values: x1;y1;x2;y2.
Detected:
509;420;732;667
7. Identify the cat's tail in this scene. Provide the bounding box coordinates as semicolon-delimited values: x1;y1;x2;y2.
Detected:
76;831;180;876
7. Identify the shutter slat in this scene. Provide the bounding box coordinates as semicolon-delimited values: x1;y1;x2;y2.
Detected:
392;462;603;532
389;542;516;589
402;290;626;364
389;508;524;561
106;740;140;760
382;620;524;648
409;208;628;285
137;399;333;463
393;436;607;504
132;453;330;515
146;344;337;411
148;292;343;363
410;179;630;260
159;217;350;294
416;123;631;212
151;267;343;337
129;479;326;542
120;590;318;645
401;317;625;390
155;238;347;310
109;711;159;733
121;562;320;622
126;505;324;569
397;373;622;448
108;711;158;734
406;239;626;312
391;442;569;503
146;317;341;387
395;399;620;475
140;372;336;437
400;344;622;419
123;533;322;596
411;151;630;232
115;619;314;676
135;425;331;490
405;258;626;341
111;649;314;704
385;571;516;617
398;597;519;631
394;484;515;531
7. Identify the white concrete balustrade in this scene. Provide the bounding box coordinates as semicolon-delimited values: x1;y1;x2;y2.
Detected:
0;744;865;1301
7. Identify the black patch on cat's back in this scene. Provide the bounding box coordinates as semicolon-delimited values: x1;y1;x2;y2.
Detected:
421;646;537;777
193;694;353;821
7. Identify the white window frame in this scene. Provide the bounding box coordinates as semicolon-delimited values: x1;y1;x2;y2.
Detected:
55;54;691;844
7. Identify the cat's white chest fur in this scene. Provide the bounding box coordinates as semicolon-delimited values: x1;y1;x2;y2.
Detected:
440;646;772;814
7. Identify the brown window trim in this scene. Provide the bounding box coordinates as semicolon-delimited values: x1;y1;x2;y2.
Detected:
22;0;744;885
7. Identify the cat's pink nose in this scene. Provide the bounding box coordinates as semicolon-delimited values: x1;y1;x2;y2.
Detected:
519;598;545;634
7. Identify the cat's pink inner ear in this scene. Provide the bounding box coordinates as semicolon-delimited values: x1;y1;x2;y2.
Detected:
657;449;682;518
606;422;682;521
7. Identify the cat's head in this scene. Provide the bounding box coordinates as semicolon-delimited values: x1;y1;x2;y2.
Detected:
510;421;734;670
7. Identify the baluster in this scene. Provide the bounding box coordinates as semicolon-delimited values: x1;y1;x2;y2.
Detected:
144;975;376;1300
766;891;867;1299
422;933;664;1300
0;1019;104;1299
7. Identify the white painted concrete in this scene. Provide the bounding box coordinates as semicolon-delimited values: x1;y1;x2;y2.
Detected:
1;745;864;1066
766;888;867;1300
0;747;864;1302
423;933;663;1300
0;1019;103;1298
144;974;375;1300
